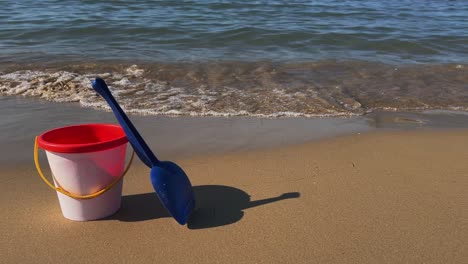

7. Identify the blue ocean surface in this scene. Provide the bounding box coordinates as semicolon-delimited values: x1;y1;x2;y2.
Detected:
0;0;467;117
1;0;467;63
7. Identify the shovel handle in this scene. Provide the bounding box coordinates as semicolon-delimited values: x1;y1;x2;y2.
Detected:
92;78;159;167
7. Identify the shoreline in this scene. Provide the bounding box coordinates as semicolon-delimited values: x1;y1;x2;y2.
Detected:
2;61;468;119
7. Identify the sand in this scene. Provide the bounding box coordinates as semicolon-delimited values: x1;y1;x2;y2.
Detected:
1;130;467;263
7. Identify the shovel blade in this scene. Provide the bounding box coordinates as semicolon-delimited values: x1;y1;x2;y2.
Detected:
150;161;195;225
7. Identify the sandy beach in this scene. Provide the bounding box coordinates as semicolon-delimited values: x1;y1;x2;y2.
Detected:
1;129;467;263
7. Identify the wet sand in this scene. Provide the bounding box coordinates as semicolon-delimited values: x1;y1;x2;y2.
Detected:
0;96;372;165
1;130;467;263
4;96;468;166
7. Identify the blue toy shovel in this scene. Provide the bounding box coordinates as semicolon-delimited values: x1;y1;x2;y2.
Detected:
92;78;195;225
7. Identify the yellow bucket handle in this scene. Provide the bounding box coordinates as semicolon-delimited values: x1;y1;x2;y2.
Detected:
34;136;134;200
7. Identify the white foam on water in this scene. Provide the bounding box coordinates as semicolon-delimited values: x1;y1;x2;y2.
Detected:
121;107;355;118
0;67;401;118
3;64;467;118
126;64;145;77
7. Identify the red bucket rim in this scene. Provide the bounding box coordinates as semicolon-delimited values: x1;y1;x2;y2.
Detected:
37;123;128;153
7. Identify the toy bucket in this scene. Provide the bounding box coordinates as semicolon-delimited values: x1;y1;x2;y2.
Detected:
34;123;134;221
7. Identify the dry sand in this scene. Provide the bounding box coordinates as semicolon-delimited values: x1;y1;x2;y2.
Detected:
1;130;467;263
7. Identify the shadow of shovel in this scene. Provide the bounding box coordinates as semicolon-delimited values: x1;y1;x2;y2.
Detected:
188;185;300;229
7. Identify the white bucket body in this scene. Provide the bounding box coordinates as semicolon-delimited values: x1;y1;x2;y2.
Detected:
45;143;127;221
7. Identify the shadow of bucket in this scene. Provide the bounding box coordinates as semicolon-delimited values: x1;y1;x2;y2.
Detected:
34;123;132;221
